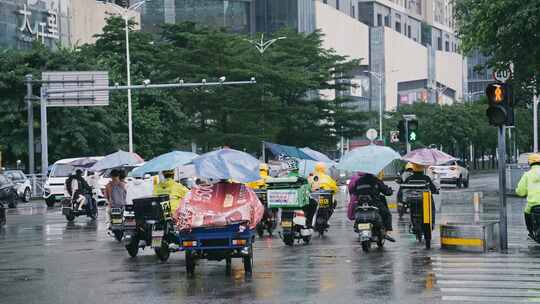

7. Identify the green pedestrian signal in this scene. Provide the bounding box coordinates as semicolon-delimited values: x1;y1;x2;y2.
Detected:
409;131;417;141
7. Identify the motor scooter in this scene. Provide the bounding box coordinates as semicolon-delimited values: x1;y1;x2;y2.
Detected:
254;189;277;237
354;195;386;252
311;190;334;236
110;207;124;242
529;206;540;243
62;191;97;222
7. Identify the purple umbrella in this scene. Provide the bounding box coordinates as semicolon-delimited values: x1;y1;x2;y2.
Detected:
402;148;456;166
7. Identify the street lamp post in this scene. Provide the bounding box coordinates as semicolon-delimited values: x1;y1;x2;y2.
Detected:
365;71;384;141
244;34;286;161
109;0;148;153
244;33;286;54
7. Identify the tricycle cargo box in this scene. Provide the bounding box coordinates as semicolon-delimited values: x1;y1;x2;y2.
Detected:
132;195;170;221
267;185;310;208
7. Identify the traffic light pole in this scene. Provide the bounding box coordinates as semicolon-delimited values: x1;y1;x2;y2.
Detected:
405;121;411;153
498;125;508;252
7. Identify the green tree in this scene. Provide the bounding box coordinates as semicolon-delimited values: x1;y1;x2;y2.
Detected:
454;0;540;96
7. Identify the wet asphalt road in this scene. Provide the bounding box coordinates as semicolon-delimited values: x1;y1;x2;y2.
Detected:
1;172;539;304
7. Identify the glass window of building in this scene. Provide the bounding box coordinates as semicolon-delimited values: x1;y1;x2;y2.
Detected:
142;0;252;34
377;14;382;26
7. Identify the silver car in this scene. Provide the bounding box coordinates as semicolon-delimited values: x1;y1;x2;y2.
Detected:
5;170;32;202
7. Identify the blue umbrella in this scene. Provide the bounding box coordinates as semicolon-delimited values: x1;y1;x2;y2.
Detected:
130;151;197;177
190;148;261;183
338;145;401;175
90;150;144;172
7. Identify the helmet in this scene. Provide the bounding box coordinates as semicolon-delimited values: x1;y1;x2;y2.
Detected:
162;170;175;178
528;154;540;165
405;162;414;171
411;163;424;172
286;158;299;171
75;169;83;177
259;163;269;171
314;162;326;173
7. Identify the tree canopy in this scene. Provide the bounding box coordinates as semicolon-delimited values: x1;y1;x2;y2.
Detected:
0;17;367;169
454;0;540;96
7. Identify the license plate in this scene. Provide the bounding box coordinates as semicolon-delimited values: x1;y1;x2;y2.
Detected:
319;198;331;208
152;237;162;248
124;218;135;226
357;223;371;230
111;218;122;225
281;221;292;228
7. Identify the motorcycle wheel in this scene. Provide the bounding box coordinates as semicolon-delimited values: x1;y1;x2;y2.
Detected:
0;207;6;226
45;197;56;207
89;207;98;221
377;232;385;249
65;213;75;222
361;240;371;252
424;223;432;250
225;257;232;276
283;234;294;246
256;224;265;238
126;237;139;258
113;230;124;242
243;244;253;277
154;241;170;262
8;196;17;209
185;251;196;277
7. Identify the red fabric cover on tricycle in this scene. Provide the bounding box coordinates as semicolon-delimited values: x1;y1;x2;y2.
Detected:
175;182;264;231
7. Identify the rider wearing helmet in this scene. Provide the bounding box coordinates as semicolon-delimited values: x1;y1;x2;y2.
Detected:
153;170;189;215
310;162;339;221
516;154;540;238
66;169;93;212
247;164;270;189
404;163;438;226
351;171;395;241
310;162;338;194
397;162;416;204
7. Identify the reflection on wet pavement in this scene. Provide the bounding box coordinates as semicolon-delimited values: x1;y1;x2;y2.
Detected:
0;173;538;304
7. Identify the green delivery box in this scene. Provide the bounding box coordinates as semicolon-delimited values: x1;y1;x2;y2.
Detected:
266;177;310;208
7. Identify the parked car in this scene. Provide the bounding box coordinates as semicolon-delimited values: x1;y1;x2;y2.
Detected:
428;160;470;188
5;170;32;202
0;174;18;208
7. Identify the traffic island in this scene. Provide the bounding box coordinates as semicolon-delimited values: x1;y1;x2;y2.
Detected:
440;221;498;252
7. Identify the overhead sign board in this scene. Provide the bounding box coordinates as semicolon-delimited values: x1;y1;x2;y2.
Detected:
41;71;109;107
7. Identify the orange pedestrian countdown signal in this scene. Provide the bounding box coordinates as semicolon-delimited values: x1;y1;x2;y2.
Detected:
494;86;503;103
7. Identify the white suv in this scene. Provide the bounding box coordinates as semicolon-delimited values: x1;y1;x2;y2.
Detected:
428;160;470;188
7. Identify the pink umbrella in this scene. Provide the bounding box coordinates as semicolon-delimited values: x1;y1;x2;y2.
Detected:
402;148;456;166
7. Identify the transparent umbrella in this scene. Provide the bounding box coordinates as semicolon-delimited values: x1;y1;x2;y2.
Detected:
338;145;401;175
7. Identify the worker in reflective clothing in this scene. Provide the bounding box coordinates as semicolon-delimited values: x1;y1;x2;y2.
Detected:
153;170;189;214
516;154;540;238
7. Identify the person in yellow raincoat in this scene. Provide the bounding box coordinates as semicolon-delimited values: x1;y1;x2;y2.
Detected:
516;154;540;238
309;162;339;223
310;162;338;194
247;164;270;189
153;170;189;215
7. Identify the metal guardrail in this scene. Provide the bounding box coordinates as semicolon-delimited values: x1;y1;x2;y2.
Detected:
28;174;46;198
506;164;528;192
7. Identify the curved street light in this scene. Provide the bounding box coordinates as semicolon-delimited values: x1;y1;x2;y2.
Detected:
108;0;148;153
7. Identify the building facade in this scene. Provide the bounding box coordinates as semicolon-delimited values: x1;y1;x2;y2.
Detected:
0;0;140;49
